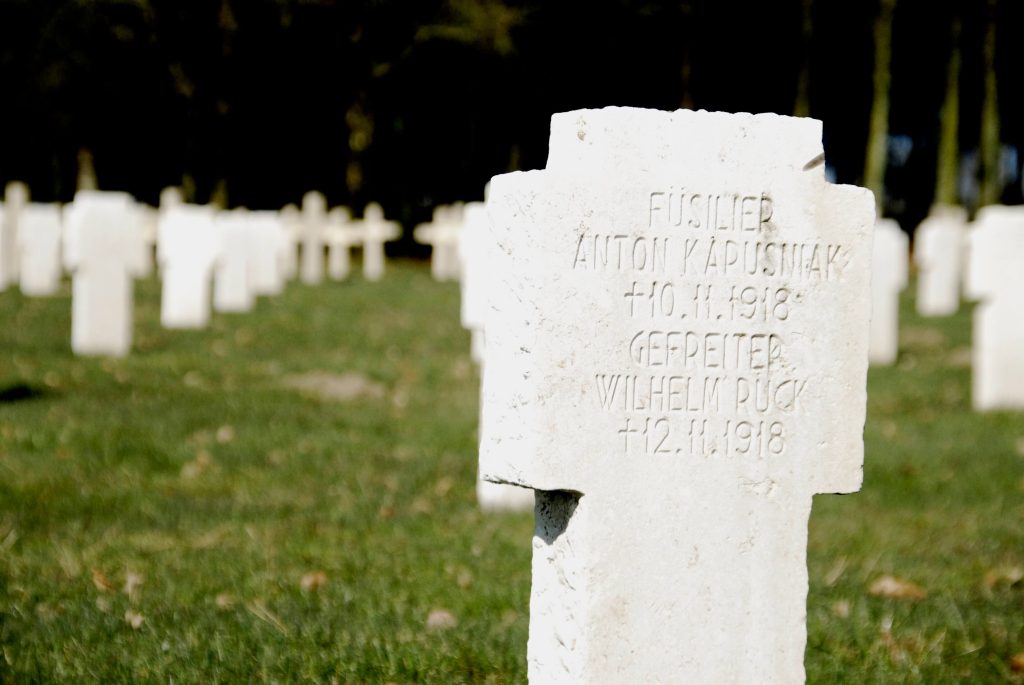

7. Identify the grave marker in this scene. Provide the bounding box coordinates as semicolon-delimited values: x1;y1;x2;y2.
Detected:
213;210;255;313
460;200;535;512
299;191;328;285
914;206;966;317
0;181;29;290
480;108;874;682
966;205;1024;410
247;210;288;296
63;191;147;357
326;207;358;281
17;203;64;296
869;218;909;365
279;203;301;281
355;203;399;282
157;205;220;328
415;204;463;281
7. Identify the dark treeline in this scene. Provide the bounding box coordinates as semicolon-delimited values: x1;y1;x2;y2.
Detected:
0;0;1021;239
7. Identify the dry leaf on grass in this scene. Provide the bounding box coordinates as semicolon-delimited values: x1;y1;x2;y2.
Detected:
983;566;1023;589
123;571;143;600
456;568;473;589
91;569;114;593
831;600;851;618
300;571;328;593
1011;654;1024;673
247;600;289;635
869;575;927;601
426;608;458;630
181;450;212;479
434;477;455;497
216;425;236;444
124;609;145;629
215;593;235;610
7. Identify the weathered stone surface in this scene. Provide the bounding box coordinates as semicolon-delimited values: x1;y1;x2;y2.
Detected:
869;218;909;365
914;206;966;317
17;203;63;297
966;205;1024;410
480;107;874;683
63;191;147;357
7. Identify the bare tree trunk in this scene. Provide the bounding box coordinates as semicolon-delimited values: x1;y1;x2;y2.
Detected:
934;17;960;207
979;0;1001;206
864;0;895;211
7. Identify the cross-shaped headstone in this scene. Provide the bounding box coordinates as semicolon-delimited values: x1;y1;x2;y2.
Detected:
17;203;63;297
914;205;965;317
414;204;464;281
480;108;874;682
459;201;489;365
0;181;29;290
325;207;358;281
459;199;536;512
869;218;909;365
63;191;147;357
299;191;328;285
966;205;1024;410
157;204;220;328
354;202;400;282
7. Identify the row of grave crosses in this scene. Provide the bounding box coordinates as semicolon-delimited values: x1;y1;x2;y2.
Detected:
869;205;1024;409
0;184;401;357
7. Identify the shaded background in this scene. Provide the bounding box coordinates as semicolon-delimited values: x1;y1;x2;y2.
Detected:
0;0;1021;244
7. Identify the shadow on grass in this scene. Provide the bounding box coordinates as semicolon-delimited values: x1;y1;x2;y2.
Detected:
0;382;51;403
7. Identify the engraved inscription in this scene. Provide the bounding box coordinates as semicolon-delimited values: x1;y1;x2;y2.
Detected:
580;189;837;459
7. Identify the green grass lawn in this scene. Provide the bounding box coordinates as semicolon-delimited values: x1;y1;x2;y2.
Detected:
0;261;1021;683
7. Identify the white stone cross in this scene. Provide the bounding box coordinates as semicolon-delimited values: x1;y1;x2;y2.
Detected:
299;191;327;285
459;201;489;365
16;203;64;297
157;204;220;329
325;207;358;281
914;206;966;317
63;190;147;357
414;204;464;281
459;199;535;513
966;205;1024;410
480;108;874;683
0;181;29;290
354;202;400;282
213;209;256;313
869;218;909;365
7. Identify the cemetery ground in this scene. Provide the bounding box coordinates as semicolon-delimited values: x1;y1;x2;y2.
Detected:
0;262;1021;684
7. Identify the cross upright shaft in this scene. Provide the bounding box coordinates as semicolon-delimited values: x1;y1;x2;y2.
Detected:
480;108;875;683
